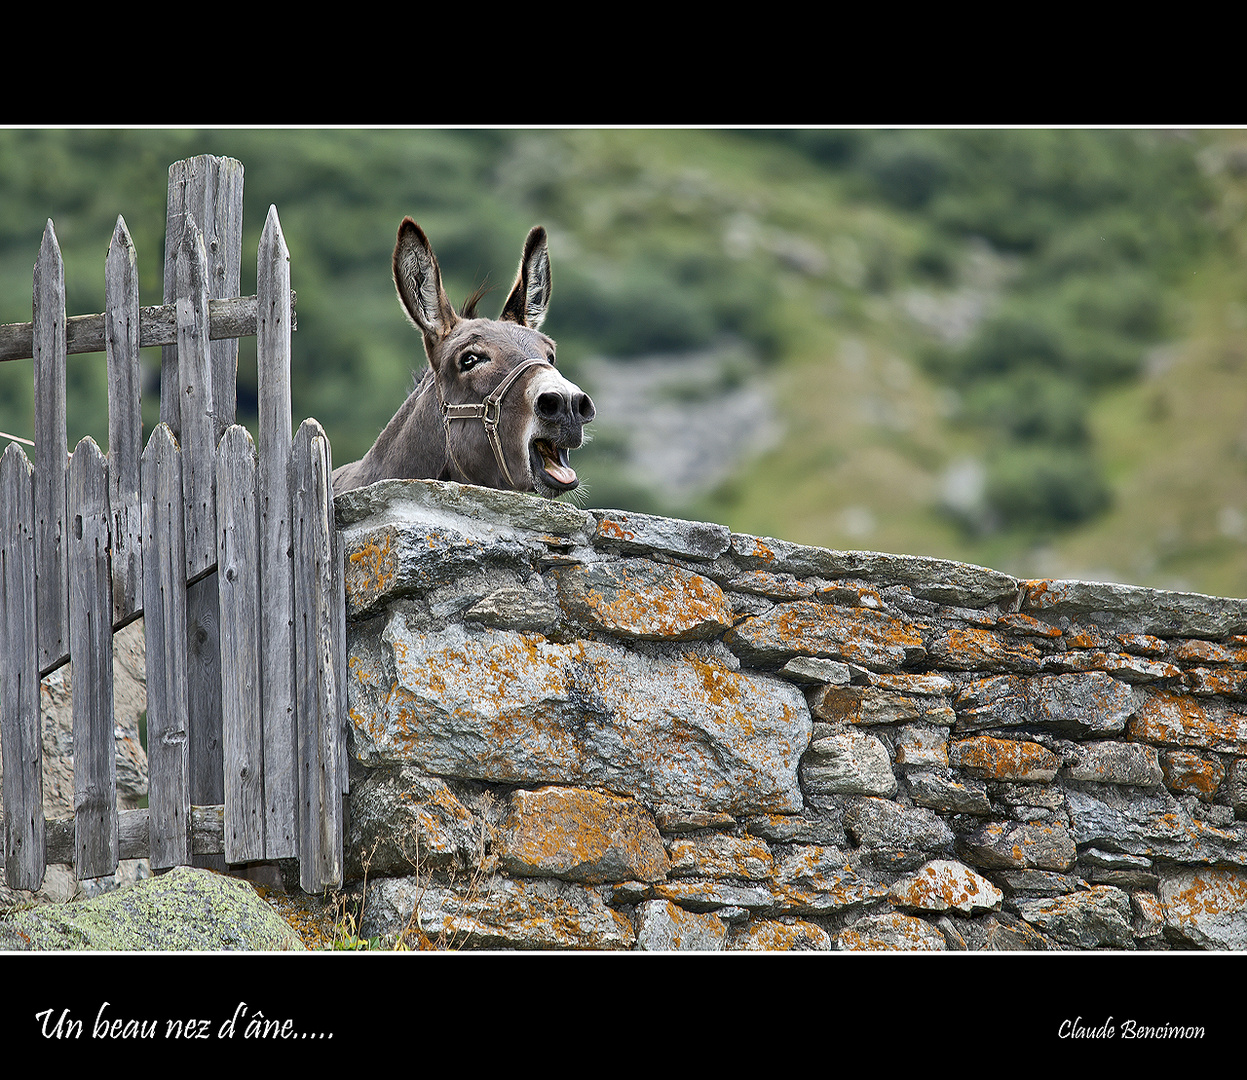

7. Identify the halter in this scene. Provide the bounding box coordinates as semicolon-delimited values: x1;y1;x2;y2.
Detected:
439;357;550;488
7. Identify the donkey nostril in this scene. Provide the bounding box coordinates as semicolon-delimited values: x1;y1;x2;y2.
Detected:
537;391;564;418
577;394;596;423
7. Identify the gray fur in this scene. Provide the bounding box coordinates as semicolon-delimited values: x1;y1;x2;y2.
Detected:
333;218;594;498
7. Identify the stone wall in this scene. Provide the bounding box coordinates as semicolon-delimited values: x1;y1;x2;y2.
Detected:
337;479;1247;951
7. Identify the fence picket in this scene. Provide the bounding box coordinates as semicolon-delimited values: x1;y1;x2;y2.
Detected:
0;443;45;890
162;156;244;437
175;219;217;582
292;419;342;892
217;424;264;863
257;205;298;859
174;217;227;870
104;216;144;625
166;162;245;873
141;424;191;870
68;437;119;879
33;220;68;675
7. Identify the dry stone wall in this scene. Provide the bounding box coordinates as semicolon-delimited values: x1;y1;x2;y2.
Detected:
337;478;1247;951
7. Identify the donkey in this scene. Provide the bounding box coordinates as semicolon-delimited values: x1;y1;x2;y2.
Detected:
331;217;595;498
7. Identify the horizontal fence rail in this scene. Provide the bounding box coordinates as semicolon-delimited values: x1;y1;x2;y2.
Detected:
0;155;345;897
0;293;297;365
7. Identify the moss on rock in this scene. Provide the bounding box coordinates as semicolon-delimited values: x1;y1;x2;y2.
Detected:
0;866;304;951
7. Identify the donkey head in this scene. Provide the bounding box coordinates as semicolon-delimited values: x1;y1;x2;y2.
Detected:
392;217;595;498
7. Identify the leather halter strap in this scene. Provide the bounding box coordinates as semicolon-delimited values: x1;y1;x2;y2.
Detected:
440;357;550;487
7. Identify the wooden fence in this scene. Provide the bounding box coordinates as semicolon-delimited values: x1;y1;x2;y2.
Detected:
0;155;346;896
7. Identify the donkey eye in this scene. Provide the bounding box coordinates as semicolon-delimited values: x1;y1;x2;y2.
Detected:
460;352;487;371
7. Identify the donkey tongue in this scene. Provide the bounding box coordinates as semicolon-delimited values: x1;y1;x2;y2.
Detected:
548;462;577;485
538;441;578;486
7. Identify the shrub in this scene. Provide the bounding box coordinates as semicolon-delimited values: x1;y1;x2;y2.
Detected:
985;445;1113;531
960;368;1091;445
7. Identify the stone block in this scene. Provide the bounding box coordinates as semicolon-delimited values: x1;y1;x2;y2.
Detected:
950;735;1061;782
725;600;926;671
1016;884;1135;949
1159;866;1247;949
498;785;668;884
552;558;734;641
635;899;727;950
349;616;811;815
801;727;897;798
954;672;1136;736
888;858;1003;915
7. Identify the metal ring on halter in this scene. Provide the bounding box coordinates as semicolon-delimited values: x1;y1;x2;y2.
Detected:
440;357;551;487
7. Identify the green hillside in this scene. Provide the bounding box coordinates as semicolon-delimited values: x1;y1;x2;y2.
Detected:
2;127;1246;597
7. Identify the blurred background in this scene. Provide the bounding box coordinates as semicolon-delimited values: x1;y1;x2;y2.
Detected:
3;127;1247;596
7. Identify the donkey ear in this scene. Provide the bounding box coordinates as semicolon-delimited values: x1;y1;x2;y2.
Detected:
500;225;552;329
393;217;458;353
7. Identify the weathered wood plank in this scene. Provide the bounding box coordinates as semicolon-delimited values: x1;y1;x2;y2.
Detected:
0;293;296;365
141;423;191;870
33;220;69;674
292;420;342;892
162;155;244;435
216;425;264;863
175;219;216;581
44;805;226;864
68;437;118;879
204;162;244;441
165;159;246;874
186;575;225;873
257;206;298;860
0;443;45;890
105;215;144;625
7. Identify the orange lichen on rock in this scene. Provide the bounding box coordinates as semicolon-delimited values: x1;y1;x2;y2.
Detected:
728;570;815;599
1161;750;1225;800
733;534;777;563
345;530;395;600
1183;667;1247;698
352;617;809;814
730;918;831;951
835;912;946;951
996;613;1062;638
961;820;1076;871
930;627;1042;672
1173;639;1247;664
727;600;926;671
595;516;637;545
666;832;774;881
887;859;1003;915
686;655;747;716
499;786;669;884
950;734;1061;782
1052;650;1183;681
555;560;733;641
1118;633;1169;657
1019;579;1064;608
1064;626;1110;650
335;478;1247;951
1130;688;1247;753
1159;867;1247;948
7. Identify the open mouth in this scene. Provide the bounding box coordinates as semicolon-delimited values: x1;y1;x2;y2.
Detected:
531;439;579;491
